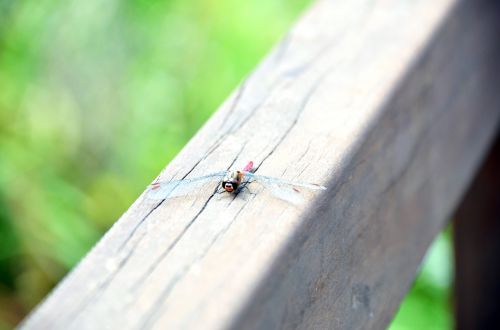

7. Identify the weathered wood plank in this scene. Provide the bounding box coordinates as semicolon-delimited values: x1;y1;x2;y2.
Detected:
21;0;500;329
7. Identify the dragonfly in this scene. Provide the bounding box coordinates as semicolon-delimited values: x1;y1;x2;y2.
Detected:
146;161;326;204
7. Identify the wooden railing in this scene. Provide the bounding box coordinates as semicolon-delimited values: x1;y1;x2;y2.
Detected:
21;0;500;329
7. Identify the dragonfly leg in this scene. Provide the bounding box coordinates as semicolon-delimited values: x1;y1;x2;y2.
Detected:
238;181;256;196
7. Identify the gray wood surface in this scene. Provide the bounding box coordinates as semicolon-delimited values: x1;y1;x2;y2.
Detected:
21;0;500;329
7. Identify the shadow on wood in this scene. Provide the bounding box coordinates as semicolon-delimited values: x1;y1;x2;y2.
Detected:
454;133;500;330
231;1;500;328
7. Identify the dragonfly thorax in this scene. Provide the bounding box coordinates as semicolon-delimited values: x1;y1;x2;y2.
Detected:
221;171;244;193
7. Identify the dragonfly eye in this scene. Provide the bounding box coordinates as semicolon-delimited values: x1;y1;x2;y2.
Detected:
223;182;234;192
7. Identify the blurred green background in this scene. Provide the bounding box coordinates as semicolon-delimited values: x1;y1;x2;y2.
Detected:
0;0;452;328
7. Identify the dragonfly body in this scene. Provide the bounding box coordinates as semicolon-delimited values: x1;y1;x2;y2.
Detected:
220;161;254;193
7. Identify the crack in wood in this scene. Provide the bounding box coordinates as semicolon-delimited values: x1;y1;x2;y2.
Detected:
281;140;313;178
141;197;254;329
218;78;248;132
255;69;332;172
118;201;165;252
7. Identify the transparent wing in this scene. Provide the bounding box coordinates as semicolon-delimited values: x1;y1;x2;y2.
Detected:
243;172;326;204
145;172;226;200
244;172;326;190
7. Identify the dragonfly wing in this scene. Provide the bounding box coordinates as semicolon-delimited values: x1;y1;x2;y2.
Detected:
263;184;307;205
146;172;226;200
244;173;326;204
244;173;326;190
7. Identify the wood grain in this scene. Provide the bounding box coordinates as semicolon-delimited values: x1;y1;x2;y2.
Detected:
21;0;500;329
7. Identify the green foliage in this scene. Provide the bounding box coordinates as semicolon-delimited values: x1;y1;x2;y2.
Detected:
0;0;452;328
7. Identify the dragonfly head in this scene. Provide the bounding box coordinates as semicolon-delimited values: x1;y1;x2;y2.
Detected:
222;171;241;193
